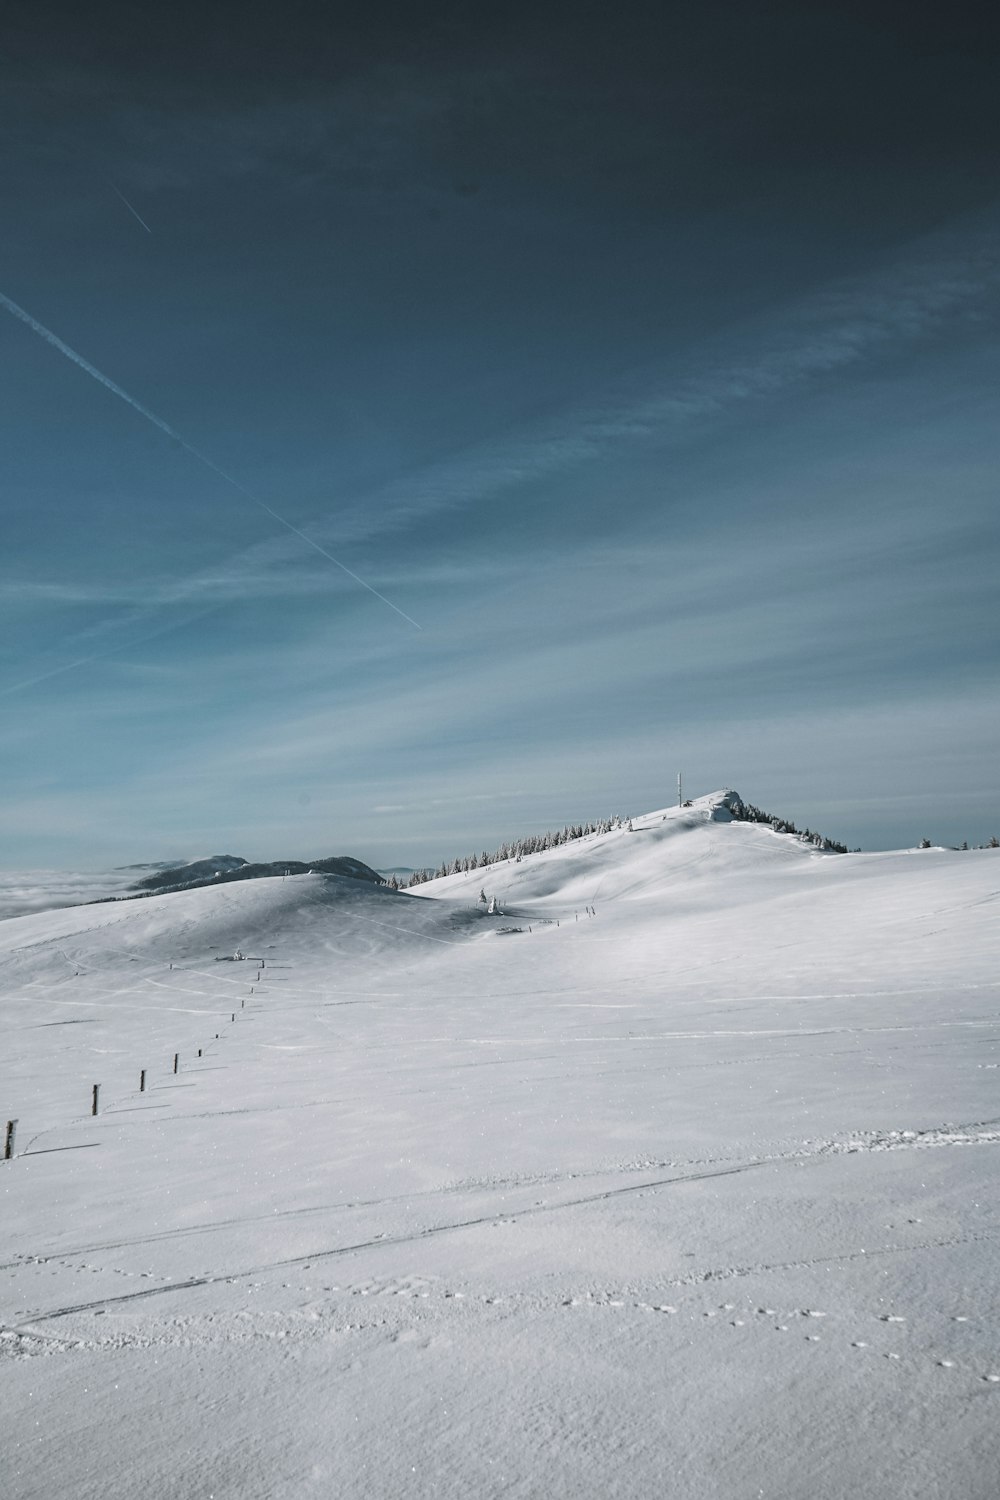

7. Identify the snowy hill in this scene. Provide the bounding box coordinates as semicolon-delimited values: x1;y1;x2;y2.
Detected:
133;851;384;896
411;789;843;906
3;793;1000;1499
0;849;384;922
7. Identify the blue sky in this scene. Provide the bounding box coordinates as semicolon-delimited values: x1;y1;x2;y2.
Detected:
2;1;998;868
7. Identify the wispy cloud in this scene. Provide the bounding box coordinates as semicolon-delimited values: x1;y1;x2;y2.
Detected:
4;211;996;701
110;210;986;626
0;554;515;611
0;602;225;699
278;210;1000;558
0;289;421;630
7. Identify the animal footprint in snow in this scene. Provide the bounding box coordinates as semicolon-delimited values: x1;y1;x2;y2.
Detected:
349;1273;435;1299
392;1328;424;1345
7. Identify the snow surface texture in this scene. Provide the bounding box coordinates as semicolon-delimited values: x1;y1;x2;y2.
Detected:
2;791;999;1499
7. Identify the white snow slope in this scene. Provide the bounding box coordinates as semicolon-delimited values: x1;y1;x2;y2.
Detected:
2;791;999;1499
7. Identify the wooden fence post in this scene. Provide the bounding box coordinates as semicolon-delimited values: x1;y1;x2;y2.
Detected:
173;1052;179;1074
3;1120;16;1160
92;1084;100;1116
140;1069;146;1092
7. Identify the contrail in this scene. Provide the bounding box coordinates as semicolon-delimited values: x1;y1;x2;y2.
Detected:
109;183;152;234
0;603;224;699
0;290;421;629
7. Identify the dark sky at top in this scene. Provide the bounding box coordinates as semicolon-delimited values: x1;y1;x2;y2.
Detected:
2;1;998;864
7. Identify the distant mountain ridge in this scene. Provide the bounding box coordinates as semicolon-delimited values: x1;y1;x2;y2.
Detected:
134;853;384;896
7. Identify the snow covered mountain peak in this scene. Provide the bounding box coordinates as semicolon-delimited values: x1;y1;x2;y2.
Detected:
628;787;741;827
408;787;846;912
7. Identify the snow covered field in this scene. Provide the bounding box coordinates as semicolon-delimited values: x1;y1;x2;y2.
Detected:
2;792;999;1499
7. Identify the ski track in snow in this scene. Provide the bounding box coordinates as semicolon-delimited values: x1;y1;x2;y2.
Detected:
5;1228;1000;1393
5;1115;1000;1275
5;1121;1000;1335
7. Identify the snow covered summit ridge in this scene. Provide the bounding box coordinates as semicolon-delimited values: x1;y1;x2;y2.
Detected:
407;787;848;910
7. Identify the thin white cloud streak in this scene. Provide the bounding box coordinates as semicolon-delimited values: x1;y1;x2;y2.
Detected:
91;65;521;195
0;552;502;698
373;793;505;815
269;215;1000;565
51;218;997;618
15;223;961;648
25;685;992;863
3;215;995;697
5;475;983;724
0;601;225;699
80;487;995;811
0;554;513;611
0;289;421;631
108;182;152;233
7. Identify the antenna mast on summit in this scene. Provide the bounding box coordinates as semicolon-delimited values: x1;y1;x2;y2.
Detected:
678;772;682;807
